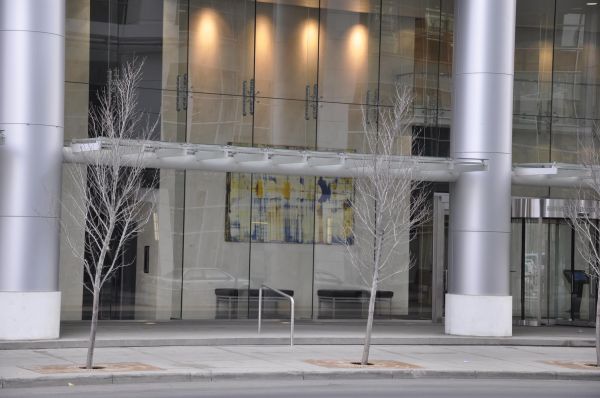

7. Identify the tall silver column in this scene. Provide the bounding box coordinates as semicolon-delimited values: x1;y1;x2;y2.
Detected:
0;0;64;339
445;0;516;336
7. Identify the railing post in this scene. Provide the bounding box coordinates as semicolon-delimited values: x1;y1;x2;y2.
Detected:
256;284;294;346
258;287;263;334
290;297;295;347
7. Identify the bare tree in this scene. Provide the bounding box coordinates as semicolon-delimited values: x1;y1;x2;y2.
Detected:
565;126;600;367
62;60;158;369
345;86;429;365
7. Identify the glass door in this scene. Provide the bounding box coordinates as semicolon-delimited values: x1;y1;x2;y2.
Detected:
510;219;523;321
572;222;596;323
523;219;549;325
509;218;598;326
249;1;320;319
253;0;319;149
187;0;255;145
181;0;255;319
316;0;380;152
548;220;573;322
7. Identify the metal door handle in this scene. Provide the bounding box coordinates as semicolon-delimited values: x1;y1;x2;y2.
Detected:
176;75;181;112
242;80;247;116
250;78;255;115
372;89;379;122
365;90;371;124
305;85;310;120
312;84;318;119
182;74;188;111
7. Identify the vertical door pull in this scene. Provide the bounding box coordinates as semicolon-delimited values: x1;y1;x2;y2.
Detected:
305;85;310;120
176;74;188;111
249;78;255;115
365;90;371;124
372;89;379;122
242;80;247;116
182;74;188;111
176;75;181;112
312;84;318;119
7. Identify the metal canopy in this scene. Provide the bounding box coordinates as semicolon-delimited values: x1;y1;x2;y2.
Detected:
63;139;597;187
512;163;592;187
63;138;487;182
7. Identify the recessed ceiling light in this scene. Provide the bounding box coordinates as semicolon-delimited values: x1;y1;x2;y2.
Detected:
587;2;598;5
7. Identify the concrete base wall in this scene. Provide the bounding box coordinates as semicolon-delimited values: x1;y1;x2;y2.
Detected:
445;293;512;337
0;291;61;340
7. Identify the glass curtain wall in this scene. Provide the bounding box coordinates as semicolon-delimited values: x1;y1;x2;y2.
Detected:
61;0;600;322
60;0;451;321
180;0;449;320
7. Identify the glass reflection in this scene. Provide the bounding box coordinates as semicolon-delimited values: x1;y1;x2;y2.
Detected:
514;0;554;117
188;0;255;96
253;97;316;148
379;0;442;109
254;0;319;101
513;115;551;164
551;117;594;163
182;171;251;319
318;0;380;105
188;93;253;145
553;0;600;119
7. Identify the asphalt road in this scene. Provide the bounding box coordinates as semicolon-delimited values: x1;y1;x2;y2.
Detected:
1;379;599;398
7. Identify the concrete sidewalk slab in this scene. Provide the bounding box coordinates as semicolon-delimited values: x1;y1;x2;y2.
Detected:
1;344;599;388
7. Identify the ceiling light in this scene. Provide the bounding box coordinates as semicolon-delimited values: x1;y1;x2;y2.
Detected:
587;2;598;5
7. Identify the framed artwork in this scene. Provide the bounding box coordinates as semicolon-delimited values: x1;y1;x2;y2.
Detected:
225;173;353;244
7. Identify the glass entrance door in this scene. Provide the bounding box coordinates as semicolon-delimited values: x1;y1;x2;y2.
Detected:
510;218;597;326
548;221;573;322
523;219;548;324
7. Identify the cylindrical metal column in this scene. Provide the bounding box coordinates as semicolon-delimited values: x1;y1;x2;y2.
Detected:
445;0;515;336
0;0;64;339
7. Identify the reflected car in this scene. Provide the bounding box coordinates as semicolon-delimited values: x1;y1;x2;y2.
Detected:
148;267;248;319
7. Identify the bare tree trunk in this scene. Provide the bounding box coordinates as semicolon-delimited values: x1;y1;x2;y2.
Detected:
86;281;101;369
361;275;379;365
596;282;600;367
86;238;110;370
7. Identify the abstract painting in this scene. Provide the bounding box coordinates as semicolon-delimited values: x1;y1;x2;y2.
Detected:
225;173;353;244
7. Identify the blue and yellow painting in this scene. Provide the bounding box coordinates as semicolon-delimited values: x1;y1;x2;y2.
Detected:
225;173;353;244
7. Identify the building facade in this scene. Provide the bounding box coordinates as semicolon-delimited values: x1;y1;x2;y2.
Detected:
1;0;599;339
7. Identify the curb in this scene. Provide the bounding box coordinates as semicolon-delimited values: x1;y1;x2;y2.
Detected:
0;337;595;350
2;369;600;389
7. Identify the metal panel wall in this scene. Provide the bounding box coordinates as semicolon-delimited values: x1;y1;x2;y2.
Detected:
0;0;65;291
449;0;516;296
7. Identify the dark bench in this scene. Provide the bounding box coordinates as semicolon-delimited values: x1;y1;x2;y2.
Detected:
373;290;394;318
215;288;239;319
317;289;394;319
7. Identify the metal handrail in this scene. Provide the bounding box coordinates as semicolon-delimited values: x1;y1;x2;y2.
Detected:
257;284;295;346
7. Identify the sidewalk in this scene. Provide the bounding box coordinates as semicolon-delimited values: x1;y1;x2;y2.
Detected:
0;320;595;349
0;321;598;388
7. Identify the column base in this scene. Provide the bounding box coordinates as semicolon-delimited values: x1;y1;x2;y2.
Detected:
445;293;512;337
0;291;61;340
